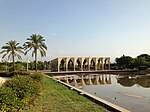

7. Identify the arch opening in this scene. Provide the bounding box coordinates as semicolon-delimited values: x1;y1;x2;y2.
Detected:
90;59;95;70
68;59;74;71
83;59;88;70
97;59;102;70
76;59;81;71
59;59;66;71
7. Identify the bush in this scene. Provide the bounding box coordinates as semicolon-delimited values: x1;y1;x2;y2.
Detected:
9;71;30;76
138;66;148;70
15;63;26;71
0;71;31;77
0;75;39;111
0;65;8;71
29;72;44;84
0;86;20;112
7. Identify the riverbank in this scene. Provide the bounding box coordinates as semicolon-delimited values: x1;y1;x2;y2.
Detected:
23;76;108;112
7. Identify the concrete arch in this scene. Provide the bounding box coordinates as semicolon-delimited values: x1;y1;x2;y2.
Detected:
51;57;110;72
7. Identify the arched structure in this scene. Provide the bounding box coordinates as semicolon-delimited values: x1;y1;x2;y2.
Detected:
51;57;110;72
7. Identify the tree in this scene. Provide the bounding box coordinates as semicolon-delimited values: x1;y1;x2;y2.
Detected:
133;54;150;70
0;40;24;71
115;55;134;69
23;34;47;71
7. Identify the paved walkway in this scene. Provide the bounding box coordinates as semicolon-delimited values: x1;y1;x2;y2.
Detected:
0;77;10;85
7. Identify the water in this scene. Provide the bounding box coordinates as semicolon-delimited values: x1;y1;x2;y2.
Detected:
81;75;150;112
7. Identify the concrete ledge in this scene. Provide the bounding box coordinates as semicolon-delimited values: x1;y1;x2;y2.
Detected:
45;75;130;112
43;70;138;76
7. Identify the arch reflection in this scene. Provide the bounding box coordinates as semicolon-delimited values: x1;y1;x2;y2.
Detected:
54;74;112;88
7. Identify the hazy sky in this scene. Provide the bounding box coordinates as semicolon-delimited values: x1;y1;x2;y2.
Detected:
0;0;150;62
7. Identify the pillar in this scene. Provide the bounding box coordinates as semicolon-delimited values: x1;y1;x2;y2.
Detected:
73;58;77;71
74;60;76;71
65;58;69;71
58;59;60;72
95;58;98;71
108;58;110;70
81;58;84;71
88;58;91;71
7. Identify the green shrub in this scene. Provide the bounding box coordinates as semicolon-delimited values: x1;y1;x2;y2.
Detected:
0;71;31;77
29;72;44;84
0;86;21;112
9;63;26;72
0;75;39;111
3;75;39;98
9;71;30;76
0;65;8;71
15;63;26;71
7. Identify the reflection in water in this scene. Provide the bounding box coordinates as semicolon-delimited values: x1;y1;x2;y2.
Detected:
55;74;111;88
81;75;150;112
117;75;150;88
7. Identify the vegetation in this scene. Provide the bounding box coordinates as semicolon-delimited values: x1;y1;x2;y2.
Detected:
0;72;44;112
23;76;108;112
0;40;24;71
0;61;51;72
0;72;107;112
115;54;150;70
23;34;47;71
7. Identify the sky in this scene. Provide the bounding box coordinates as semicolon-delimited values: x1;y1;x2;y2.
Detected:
0;0;150;62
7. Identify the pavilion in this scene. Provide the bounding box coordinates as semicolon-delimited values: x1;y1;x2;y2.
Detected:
50;57;110;72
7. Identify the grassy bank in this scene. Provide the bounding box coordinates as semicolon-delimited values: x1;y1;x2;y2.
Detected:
23;76;108;112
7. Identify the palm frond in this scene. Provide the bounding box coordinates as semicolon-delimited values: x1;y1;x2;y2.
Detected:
2;53;8;59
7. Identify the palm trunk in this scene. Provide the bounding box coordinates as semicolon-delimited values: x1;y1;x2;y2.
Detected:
35;49;37;72
12;55;15;71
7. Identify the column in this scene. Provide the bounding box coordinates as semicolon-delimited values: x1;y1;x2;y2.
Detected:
81;58;84;71
88;58;91;71
95;58;98;71
65;58;69;71
73;58;77;71
58;60;60;72
108;58;110;70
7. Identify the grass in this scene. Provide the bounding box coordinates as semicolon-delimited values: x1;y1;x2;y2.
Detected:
23;76;108;112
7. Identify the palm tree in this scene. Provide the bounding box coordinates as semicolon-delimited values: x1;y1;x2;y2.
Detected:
23;34;47;71
0;40;24;71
